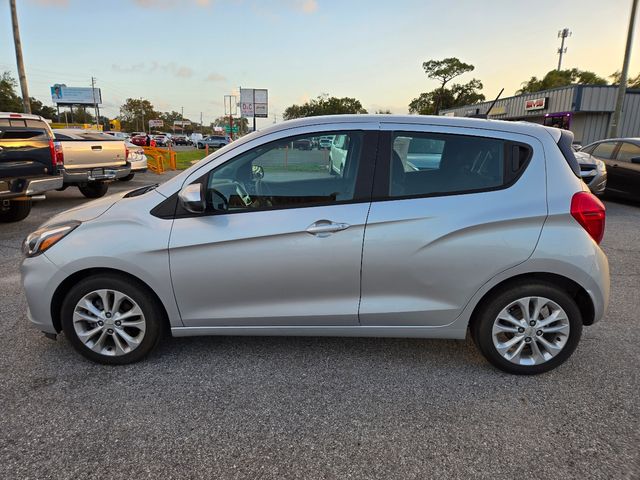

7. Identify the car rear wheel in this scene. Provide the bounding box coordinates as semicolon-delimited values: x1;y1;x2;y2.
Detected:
472;282;582;374
78;181;109;198
61;274;164;365
0;199;32;222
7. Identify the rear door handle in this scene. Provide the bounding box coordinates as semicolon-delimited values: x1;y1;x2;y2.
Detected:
91;145;102;151
306;220;350;237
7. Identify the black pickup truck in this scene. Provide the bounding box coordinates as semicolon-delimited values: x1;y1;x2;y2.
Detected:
0;113;64;222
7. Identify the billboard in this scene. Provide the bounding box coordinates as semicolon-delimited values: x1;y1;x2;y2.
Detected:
173;120;192;127
50;85;102;105
149;119;164;128
240;88;268;118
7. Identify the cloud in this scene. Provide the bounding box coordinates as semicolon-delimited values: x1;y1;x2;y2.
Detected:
112;62;194;78
175;66;194;78
29;0;69;5
205;73;226;82
295;0;317;13
112;63;146;73
133;0;213;7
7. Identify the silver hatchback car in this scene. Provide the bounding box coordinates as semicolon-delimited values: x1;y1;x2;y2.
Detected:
21;115;609;374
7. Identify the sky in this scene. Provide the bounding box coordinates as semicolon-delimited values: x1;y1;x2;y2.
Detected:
1;0;639;129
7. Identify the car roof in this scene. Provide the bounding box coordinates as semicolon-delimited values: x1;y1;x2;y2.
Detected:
0;111;48;121
583;137;640;148
253;114;560;141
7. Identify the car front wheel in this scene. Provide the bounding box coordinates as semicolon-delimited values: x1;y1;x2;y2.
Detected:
472;282;582;374
61;274;164;364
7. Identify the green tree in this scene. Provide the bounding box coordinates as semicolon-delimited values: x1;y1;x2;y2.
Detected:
610;71;640;89
1;71;27;112
118;98;159;132
374;109;392;114
421;58;477;114
517;68;607;94
283;95;367;120
28;97;56;119
409;78;485;115
1;72;57;118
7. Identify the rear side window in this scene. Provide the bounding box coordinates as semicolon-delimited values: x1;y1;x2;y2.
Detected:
616;142;640;162
0;118;50;140
388;132;530;198
0;129;49;140
556;129;581;177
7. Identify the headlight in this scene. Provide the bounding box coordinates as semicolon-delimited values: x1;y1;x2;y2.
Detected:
597;159;606;172
22;221;81;257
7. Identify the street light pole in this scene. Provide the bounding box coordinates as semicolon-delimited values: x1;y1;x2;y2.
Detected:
9;0;31;113
609;0;638;138
557;28;571;71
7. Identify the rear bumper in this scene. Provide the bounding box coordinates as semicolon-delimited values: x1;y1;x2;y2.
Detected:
61;163;131;184
0;175;63;199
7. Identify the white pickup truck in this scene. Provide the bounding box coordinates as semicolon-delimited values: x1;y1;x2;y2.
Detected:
53;129;131;198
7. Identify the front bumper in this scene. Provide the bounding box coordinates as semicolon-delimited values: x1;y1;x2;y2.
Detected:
0;175;64;200
61;163;131;184
21;253;65;334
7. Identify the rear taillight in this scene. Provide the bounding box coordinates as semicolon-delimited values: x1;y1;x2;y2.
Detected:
571;192;605;244
49;139;64;167
125;146;129;161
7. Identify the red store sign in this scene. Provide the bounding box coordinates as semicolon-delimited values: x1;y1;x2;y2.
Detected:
525;97;548;111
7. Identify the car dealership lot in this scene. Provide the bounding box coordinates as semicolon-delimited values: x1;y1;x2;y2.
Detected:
0;172;638;479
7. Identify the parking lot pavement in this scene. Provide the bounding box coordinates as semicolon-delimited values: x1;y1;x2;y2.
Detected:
0;179;638;479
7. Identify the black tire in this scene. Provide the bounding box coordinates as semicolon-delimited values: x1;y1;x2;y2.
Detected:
471;282;583;375
61;274;164;365
0;199;32;222
78;182;109;198
118;173;135;182
197;143;204;149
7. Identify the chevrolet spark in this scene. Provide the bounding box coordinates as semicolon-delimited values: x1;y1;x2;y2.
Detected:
21;115;609;374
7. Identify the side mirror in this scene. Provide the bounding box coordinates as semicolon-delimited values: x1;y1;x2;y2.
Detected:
178;183;205;213
252;164;264;180
631;156;640;164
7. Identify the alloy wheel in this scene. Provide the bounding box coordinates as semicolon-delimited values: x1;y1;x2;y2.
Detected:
491;296;570;366
72;289;146;356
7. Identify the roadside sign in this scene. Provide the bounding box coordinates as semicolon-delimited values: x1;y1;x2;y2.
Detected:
224;125;239;133
149;119;163;128
240;88;268;118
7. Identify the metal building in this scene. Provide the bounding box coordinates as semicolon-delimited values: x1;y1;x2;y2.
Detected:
440;85;640;146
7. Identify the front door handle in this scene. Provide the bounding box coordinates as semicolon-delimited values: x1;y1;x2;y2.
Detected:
306;220;350;237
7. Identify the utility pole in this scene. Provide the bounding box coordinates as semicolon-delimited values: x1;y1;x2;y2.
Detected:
91;76;100;128
200;112;203;133
557;28;571;70
10;0;31;113
140;97;144;133
181;106;184;135
609;0;638;138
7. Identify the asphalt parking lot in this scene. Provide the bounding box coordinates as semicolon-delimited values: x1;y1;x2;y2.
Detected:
0;172;638;479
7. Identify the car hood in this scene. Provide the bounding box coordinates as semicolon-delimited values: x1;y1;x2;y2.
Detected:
575;151;598;166
41;190;130;227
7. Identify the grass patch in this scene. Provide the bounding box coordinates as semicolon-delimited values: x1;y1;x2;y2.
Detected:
175;149;207;170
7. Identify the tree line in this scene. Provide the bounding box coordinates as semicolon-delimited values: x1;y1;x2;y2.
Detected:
3;64;640;127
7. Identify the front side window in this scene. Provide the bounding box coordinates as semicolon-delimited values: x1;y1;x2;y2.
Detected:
616;142;640;162
205;131;363;212
592;142;618;160
389;132;513;198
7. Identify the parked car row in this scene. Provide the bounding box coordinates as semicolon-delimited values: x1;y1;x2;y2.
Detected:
576;138;640;201
1;112;147;222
